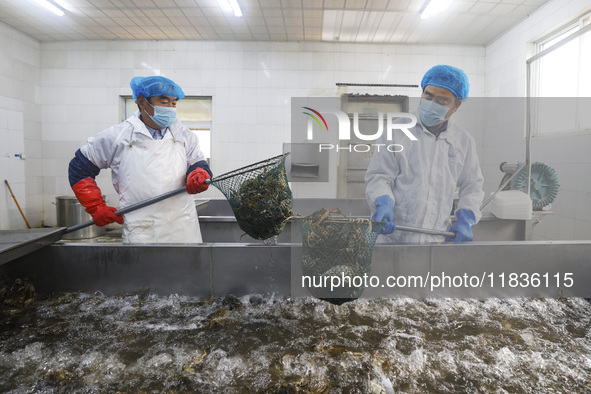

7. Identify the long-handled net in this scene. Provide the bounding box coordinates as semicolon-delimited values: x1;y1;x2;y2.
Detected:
210;153;292;240
297;209;384;304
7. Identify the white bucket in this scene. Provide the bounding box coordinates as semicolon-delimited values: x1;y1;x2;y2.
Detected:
490;190;533;220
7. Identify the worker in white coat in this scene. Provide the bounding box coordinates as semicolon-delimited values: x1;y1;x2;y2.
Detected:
68;76;211;243
365;65;484;243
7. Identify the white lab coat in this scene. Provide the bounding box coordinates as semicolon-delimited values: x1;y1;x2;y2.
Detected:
365;114;484;243
81;111;206;243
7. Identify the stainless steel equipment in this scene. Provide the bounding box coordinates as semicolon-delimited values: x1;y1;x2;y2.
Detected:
56;196;106;239
0;228;64;266
1;198;577;297
2;240;589;299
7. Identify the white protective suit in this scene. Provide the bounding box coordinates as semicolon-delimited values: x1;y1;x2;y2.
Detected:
365;114;484;243
81;110;206;243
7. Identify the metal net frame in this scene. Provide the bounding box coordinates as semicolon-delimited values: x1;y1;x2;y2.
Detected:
210;153;292;240
297;210;384;302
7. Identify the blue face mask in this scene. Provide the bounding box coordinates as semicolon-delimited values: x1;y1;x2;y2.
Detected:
418;99;451;127
144;101;177;128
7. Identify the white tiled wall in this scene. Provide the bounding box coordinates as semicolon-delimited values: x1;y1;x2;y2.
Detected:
38;40;486;226
0;22;40;230
484;0;591;240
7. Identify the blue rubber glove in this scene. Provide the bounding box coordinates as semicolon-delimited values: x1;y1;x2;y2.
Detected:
446;209;476;243
371;195;396;234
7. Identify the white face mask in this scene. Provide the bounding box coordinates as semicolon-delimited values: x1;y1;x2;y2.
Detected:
144;101;177;128
418;99;451;127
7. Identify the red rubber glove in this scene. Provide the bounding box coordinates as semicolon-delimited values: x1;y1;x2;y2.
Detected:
72;177;123;226
186;168;210;194
86;205;121;227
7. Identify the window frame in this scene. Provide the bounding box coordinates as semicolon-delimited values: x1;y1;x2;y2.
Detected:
530;12;591;136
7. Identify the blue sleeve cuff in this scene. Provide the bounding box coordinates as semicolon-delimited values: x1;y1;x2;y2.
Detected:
68;149;101;187
187;160;212;178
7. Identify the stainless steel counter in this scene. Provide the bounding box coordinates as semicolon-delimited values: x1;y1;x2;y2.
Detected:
0;228;65;266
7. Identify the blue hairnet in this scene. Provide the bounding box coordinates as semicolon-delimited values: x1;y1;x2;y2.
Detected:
421;65;470;99
130;76;185;102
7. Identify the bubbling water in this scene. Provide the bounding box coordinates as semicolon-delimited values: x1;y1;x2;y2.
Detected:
1;293;591;392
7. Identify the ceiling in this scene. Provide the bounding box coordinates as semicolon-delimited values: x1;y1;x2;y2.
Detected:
0;0;550;45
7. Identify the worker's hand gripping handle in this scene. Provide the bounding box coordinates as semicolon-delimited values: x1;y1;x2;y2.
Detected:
72;177;123;227
64;186;188;235
186;168;210;194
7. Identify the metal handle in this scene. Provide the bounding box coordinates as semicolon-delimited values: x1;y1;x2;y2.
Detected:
479;162;527;211
63;187;187;235
394;224;455;238
372;221;455;238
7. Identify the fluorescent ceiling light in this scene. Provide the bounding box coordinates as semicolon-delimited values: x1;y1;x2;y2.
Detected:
32;0;65;16
218;0;242;18
228;0;243;17
53;0;72;11
420;0;452;20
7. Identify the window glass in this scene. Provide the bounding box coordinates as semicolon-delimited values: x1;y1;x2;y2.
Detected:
535;15;591;98
533;14;591;134
537;26;580;97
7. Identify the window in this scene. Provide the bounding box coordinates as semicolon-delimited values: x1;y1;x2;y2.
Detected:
531;13;591;135
534;13;591;97
122;96;212;161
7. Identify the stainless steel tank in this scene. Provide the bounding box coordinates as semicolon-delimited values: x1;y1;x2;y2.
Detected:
55;196;106;240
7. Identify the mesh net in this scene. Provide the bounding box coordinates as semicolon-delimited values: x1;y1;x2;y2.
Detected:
297;209;384;303
210;153;292;240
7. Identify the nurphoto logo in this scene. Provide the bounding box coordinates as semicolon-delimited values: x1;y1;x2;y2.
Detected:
301;107;418;153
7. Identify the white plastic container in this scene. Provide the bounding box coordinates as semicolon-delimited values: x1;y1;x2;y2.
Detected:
490;190;533;220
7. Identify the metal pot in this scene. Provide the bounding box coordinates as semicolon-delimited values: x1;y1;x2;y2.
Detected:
56;196;106;240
